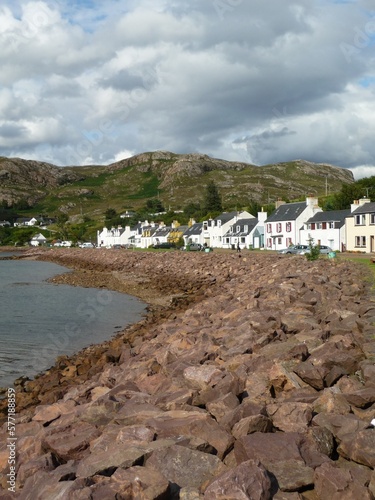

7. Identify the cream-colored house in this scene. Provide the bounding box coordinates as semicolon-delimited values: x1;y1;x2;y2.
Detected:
345;198;375;253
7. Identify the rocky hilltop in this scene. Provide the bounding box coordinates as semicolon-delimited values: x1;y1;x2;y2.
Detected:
0;151;354;213
0;157;80;206
0;248;374;498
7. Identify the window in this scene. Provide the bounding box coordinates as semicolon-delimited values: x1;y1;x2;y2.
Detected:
355;236;366;247
322;222;326;229
286;222;291;232
328;222;334;229
276;223;282;233
286;237;293;247
267;238;272;248
236;225;240;232
277;237;282;245
317;223;322;229
225;238;230;243
311;223;315;230
355;214;366;225
267;224;272;233
370;214;375;225
241;237;246;243
244;225;248;232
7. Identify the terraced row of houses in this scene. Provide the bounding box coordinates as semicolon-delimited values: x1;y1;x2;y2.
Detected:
97;196;375;253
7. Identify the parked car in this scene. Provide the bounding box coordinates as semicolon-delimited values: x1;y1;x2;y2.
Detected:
297;245;333;255
278;244;309;254
152;242;176;249
182;243;204;251
79;242;95;248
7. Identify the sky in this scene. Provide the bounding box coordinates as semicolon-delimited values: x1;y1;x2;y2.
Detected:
0;0;375;179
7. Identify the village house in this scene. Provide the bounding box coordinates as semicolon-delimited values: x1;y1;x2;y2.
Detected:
345;198;375;253
14;217;38;227
265;196;322;251
299;209;350;252
203;211;254;248
183;222;203;246
30;233;47;246
222;210;268;250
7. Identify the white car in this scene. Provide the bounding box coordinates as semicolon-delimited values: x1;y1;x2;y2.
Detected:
79;242;95;248
298;245;332;255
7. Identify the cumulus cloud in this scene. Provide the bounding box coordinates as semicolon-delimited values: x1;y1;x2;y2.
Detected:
0;0;374;174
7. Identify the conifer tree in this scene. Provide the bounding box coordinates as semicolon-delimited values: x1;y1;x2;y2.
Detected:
203;180;222;214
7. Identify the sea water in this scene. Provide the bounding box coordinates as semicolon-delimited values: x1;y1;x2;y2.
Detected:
0;254;146;388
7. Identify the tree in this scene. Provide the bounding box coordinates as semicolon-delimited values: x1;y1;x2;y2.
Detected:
203;181;222;214
145;199;165;213
104;208;117;220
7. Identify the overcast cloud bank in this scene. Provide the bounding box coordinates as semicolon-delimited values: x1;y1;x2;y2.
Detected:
0;0;374;179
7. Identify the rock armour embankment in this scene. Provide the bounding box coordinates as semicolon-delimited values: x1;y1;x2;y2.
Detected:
1;248;375;498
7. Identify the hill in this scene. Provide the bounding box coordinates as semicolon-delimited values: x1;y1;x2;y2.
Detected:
0;151;354;220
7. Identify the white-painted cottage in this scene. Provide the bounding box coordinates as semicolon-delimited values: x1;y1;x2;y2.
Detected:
345;198;375;253
299;209;350;252
265;196;322;251
30;233;47;246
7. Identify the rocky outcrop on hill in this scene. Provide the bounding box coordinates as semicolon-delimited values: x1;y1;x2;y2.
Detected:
0;158;80;205
1;249;374;498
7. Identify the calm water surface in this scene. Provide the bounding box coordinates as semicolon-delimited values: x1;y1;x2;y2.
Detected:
0;253;146;388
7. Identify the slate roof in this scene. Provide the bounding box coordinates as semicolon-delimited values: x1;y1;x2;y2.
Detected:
153;227;171;237
265;202;306;222
214;211;239;223
350;202;375;215
225;218;258;237
183;222;203;236
304;209;350;227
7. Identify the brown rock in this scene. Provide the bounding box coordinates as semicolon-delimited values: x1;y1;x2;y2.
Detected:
206;393;240;423
232;415;273;439
145;444;227;494
204;459;273;499
312;412;369;442
146;410;234;459
42;421;100;461
338;429;375;467
314;462;373;500
234;432;304;466
266;459;314;493
266;402;313;433
343;388;375;408
293;361;325;390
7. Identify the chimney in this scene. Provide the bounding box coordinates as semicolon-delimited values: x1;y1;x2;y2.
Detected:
275;198;286;209
306;195;319;207
257;211;267;223
359;197;370;206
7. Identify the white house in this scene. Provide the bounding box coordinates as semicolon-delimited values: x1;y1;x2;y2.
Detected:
183;222;203;246
265;197;322;251
345;198;375;253
97;225;134;248
204;211;254;248
30;233;47;246
299;209;350;252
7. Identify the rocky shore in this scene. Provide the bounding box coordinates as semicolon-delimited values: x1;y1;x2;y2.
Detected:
1;247;375;499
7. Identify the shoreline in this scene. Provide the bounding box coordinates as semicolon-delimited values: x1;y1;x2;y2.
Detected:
0;247;214;419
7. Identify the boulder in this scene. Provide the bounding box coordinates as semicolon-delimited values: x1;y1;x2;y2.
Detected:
145;444;227;495
42;421;100;461
338;429;375;468
204;460;273;499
